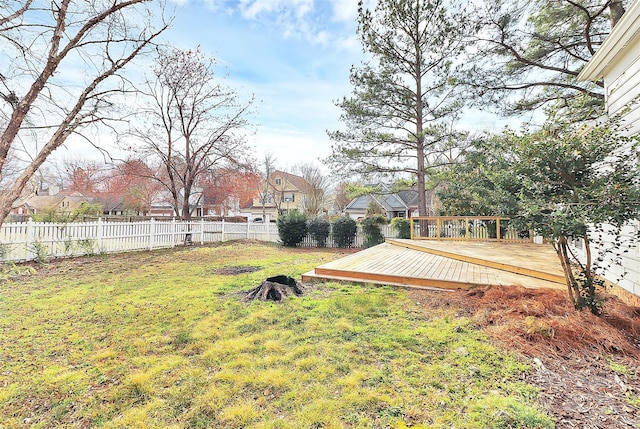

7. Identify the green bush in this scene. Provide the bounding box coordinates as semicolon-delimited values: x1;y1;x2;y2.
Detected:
331;216;358;248
31;202;103;223
307;217;330;247
361;215;387;248
390;217;411;239
30;240;50;264
277;210;308;247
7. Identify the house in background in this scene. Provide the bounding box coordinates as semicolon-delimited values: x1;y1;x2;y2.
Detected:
12;190;97;219
578;0;640;303
243;170;311;222
344;185;438;220
96;195;129;216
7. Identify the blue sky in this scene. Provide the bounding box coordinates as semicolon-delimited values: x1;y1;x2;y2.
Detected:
52;0;512;172
161;0;368;170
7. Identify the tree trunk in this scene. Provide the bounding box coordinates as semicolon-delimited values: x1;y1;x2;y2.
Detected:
609;1;625;27
414;39;427;218
554;235;578;308
245;275;304;301
182;194;193;245
416;139;427;217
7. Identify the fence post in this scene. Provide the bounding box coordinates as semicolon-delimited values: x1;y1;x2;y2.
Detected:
149;218;155;250
171;217;176;247
247;221;250;239
221;218;225;242
200;217;205;245
496;218;501;242
25;218;34;261
97;217;103;251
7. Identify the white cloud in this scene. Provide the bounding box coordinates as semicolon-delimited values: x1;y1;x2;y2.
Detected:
235;0;358;49
168;0;190;6
293;0;314;18
330;0;375;22
239;0;314;20
336;33;360;53
248;129;331;172
329;0;358;22
312;30;330;45
239;0;276;19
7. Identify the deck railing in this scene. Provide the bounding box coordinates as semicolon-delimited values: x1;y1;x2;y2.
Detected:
410;216;533;243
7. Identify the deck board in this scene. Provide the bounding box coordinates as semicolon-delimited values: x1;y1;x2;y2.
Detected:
303;240;566;291
387;239;565;283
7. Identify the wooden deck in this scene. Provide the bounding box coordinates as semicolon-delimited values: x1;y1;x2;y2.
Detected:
302;239;566;291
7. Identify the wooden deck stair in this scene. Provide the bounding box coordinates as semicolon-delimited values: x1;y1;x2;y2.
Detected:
302;239;566;291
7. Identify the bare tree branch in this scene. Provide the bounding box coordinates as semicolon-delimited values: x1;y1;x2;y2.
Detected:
0;0;170;226
129;47;254;223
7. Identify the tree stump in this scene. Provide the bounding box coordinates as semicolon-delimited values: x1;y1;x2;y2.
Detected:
245;275;304;301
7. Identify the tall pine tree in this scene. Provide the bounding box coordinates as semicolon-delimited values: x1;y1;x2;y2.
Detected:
326;0;467;216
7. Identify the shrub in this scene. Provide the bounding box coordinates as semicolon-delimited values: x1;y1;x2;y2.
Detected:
307;217;330;247
361;215;387;248
31;202;103;223
390;217;411;239
30;240;50;264
331;216;357;248
277;210;308;247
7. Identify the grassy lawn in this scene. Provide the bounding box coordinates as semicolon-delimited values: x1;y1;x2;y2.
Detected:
0;242;553;428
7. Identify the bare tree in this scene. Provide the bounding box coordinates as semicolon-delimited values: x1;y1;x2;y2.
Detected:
199;165;260;217
256;153;277;221
104;158;163;215
295;163;330;216
129;47;254;223
333;182;352;214
0;0;169;226
63;159;107;196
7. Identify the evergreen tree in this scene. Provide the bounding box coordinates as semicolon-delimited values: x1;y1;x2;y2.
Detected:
438;119;640;314
326;0;467;216
464;0;629;119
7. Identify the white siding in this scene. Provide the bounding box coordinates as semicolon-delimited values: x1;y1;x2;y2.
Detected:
599;46;640;299
577;0;640;301
590;222;640;298
605;47;640;133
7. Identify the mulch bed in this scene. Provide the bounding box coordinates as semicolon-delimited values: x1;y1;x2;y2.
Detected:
408;285;640;429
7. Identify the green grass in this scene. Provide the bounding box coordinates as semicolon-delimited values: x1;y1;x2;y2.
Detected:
0;242;554;428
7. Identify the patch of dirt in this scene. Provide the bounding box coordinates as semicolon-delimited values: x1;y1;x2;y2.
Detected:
408;285;640;429
214;265;262;275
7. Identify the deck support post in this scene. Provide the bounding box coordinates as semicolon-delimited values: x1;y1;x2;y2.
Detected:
465;218;469;240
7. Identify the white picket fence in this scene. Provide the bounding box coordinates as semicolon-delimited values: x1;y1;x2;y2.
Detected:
0;219;398;263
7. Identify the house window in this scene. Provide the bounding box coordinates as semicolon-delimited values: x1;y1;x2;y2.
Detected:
275;178;282;185
281;193;294;203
